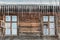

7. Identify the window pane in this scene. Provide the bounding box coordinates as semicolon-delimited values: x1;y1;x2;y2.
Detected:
5;29;11;35
43;25;48;35
12;29;17;35
43;16;48;22
43;29;48;35
12;23;17;29
5;23;10;28
49;23;55;28
49;16;54;22
12;16;17;21
6;16;11;21
50;29;55;35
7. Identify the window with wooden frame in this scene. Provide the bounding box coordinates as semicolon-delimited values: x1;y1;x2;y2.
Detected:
43;16;55;36
5;16;17;36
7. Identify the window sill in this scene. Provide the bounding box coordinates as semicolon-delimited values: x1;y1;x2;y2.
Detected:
42;35;58;37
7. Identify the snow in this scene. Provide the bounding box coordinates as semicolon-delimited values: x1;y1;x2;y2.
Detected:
0;0;59;6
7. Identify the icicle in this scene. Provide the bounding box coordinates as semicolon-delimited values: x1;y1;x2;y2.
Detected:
3;6;4;22
12;5;13;14
39;5;40;20
46;6;47;15
53;5;54;16
14;5;15;14
22;6;23;17
8;5;9;16
3;5;5;24
49;0;50;15
29;6;30;14
13;5;14;14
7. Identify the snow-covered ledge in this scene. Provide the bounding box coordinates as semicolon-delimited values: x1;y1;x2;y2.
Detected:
0;0;59;6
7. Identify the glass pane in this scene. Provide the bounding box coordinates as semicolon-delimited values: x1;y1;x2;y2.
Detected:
50;29;55;35
12;16;17;21
5;29;11;35
43;16;48;22
43;29;48;35
12;29;17;35
49;23;55;28
6;16;11;21
49;16;54;22
12;23;17;29
43;25;48;35
5;23;10;28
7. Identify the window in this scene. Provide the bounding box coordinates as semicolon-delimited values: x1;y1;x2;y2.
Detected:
50;29;55;35
5;23;10;28
49;23;55;35
43;24;49;35
49;16;54;22
12;23;17;28
12;16;17;21
43;16;55;36
6;16;11;21
12;23;17;35
5;29;10;35
49;23;55;28
5;16;17;36
12;29;17;35
43;16;48;22
5;16;11;35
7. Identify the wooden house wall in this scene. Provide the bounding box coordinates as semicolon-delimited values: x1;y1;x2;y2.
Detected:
0;12;59;34
18;12;56;33
19;12;40;33
0;6;60;39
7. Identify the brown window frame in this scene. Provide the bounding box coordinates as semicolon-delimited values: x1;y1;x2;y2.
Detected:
42;16;56;36
5;15;17;36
